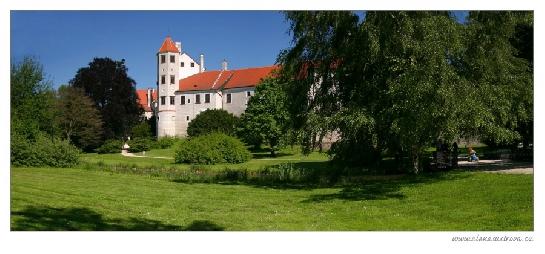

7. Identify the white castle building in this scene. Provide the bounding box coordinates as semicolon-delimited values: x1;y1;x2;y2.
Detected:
136;36;278;137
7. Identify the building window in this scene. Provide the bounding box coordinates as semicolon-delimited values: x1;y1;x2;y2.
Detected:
188;99;191;104
181;62;185;67
246;91;251;97
160;96;166;105
191;62;195;67
170;55;175;63
186;116;190;121
170;75;175;84
160;55;165;64
226;93;232;103
170;96;175;105
181;96;185;105
205;94;210;103
161;75;166;85
195;94;201;104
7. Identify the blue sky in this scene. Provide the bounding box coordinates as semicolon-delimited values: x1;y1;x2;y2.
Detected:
11;11;292;89
11;11;468;90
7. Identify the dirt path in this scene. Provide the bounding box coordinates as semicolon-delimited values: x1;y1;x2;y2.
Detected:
120;151;173;160
457;159;533;174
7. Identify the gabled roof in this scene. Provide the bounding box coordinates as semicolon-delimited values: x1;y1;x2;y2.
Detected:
178;65;278;92
136;89;157;112
158;36;180;53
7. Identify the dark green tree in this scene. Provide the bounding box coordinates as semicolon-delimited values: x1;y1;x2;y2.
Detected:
460;11;533;147
187;109;239;137
238;78;290;157
131;121;152;138
70;58;143;140
278;11;532;173
54;85;104;152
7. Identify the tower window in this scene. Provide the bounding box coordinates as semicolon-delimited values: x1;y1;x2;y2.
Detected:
160;96;166;105
186;116;190;121
170;55;175;63
195;94;201;104
246;91;251;97
170;96;175;105
191;62;195;67
188;99;191;104
181;62;185;67
226;93;232;103
161;75;166;84
205;94;210;103
181;96;186;105
160;55;165;64
170;75;175;84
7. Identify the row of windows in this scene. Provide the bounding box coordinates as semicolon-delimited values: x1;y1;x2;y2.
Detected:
181;94;210;105
159;91;252;106
160;55;176;64
181;62;195;68
160;75;176;85
159;55;195;68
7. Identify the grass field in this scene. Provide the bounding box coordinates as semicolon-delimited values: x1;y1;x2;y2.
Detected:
81;146;329;171
11;167;533;231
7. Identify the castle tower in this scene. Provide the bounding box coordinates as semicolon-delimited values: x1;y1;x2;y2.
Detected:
156;36;180;137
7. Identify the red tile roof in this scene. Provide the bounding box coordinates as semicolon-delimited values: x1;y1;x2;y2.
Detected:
136;89;157;112
178;65;278;92
158;36;180;53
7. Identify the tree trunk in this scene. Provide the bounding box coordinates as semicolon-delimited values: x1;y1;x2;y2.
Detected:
411;146;421;174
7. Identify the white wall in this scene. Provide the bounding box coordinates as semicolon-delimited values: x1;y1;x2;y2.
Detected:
179;53;201;79
222;87;255;116
174;90;222;136
157;51;179;137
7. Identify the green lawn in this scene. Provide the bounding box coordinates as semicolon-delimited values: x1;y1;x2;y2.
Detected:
81;146;329;171
11;167;533;231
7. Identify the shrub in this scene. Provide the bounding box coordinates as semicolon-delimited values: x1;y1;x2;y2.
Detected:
11;132;80;167
174;133;251;164
152;136;181;149
187;109;239;137
128;138;152;153
96;139;123;154
131;122;152;138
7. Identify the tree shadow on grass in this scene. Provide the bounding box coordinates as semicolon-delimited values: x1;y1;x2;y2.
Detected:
251;152;295;159
301;172;470;203
11;206;223;231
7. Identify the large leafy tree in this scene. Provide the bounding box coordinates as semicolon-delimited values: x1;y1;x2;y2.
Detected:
238;78;290;156
54;85;104;151
460;11;533;147
278;11;532;173
11;57;56;139
70;58;143;140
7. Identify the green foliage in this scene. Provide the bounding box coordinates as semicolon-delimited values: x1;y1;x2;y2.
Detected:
11;133;80;168
11;57;56;140
96;139;123;154
127;138;152;153
55;85;104;152
131;121;152;138
238;78;290;156
70;58;143;140
278;11;533;173
187;109;239;137
174;133;251;164
152;136;182;149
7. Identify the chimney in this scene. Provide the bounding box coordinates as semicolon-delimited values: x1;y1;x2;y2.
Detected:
175;42;182;52
199;54;205;73
147;88;152;108
221;59;228;71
